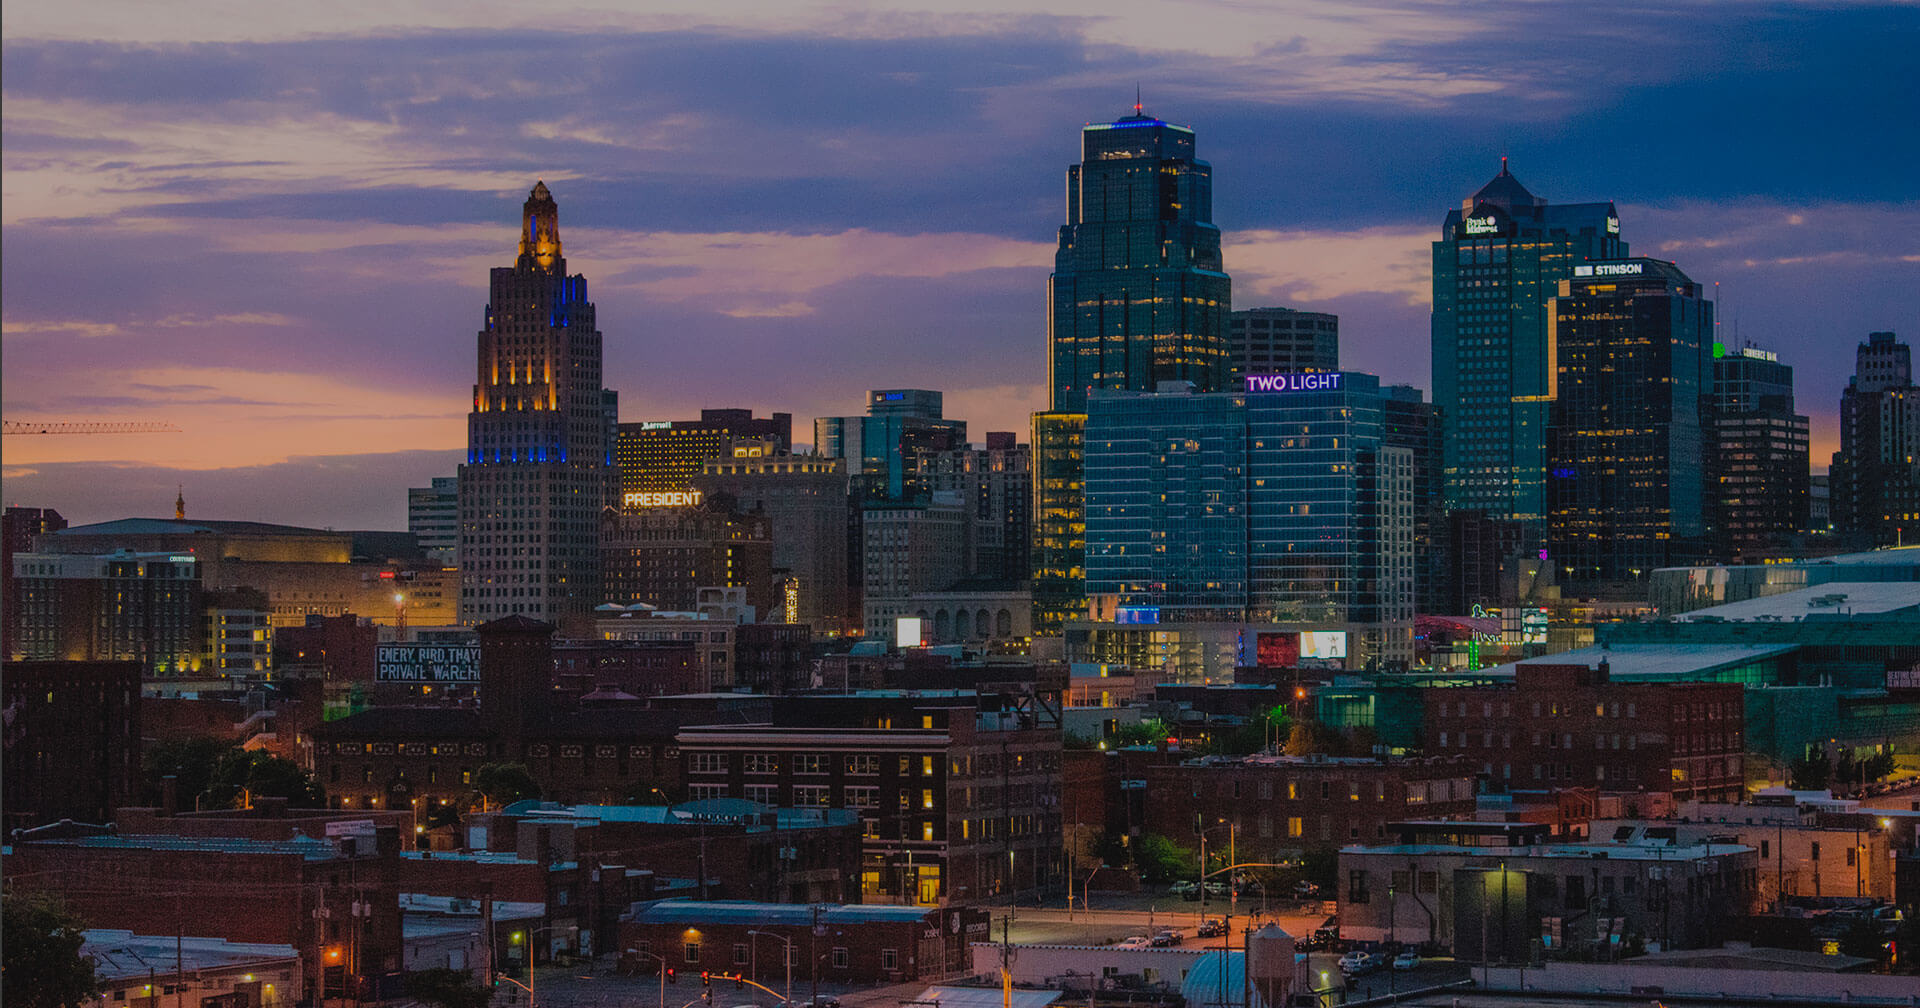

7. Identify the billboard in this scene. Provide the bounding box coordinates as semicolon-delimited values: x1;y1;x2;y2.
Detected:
895;617;925;649
1300;632;1347;660
1256;632;1301;668
375;643;480;683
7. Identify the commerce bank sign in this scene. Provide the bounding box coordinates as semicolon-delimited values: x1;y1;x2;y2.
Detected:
1244;372;1343;393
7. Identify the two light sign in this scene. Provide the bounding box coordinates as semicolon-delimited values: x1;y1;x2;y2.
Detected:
1243;372;1344;393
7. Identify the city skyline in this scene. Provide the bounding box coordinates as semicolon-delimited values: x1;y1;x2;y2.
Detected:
5;1;1918;529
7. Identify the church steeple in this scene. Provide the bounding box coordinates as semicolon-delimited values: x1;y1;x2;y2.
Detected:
518;181;562;271
175;485;185;520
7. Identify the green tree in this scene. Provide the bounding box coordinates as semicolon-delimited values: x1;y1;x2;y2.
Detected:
402;967;494;1008
474;763;541;810
208;749;325;808
1300;847;1339;892
1133;833;1199;884
2;892;100;1008
1788;754;1830;791
141;736;233;807
1111;719;1172;748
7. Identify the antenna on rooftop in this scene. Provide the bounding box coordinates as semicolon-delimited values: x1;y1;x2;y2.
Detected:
1134;83;1143;116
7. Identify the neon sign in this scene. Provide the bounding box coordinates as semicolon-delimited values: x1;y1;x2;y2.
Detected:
622;491;704;507
1464;216;1499;235
1244;372;1343;393
1573;262;1644;278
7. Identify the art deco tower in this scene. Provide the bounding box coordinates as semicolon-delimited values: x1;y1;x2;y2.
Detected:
1033;107;1231;633
457;182;612;624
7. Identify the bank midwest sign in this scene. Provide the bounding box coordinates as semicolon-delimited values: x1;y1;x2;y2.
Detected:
1244;372;1344;393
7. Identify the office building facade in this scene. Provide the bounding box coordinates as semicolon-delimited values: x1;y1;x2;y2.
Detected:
1432;162;1626;530
614;409;792;498
1546;258;1713;593
1228;307;1337;378
1831;332;1920;547
457;182;612;624
815;390;964;503
1080;373;1415;665
917;432;1033;586
696;454;854;635
1708;346;1810;558
407;476;459;566
600;503;775;617
1035;108;1232;633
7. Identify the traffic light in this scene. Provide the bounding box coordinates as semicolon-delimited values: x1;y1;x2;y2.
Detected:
666;968;677;984
701;972;711;989
734;974;745;991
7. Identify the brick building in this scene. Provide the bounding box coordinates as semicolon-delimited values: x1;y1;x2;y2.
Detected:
1422;661;1745;802
1143;753;1477;858
675;689;1064;906
601;504;777;618
3;819;407;1003
314;617;767;811
619;900;989;987
1;660;141;832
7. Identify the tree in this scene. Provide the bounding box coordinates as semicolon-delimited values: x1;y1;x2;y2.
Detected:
141;737;324;810
3;891;100;1008
402;968;494;1008
1788;754;1830;791
473;763;541;810
1133;833;1198;884
141;735;232;807
1283;721;1316;756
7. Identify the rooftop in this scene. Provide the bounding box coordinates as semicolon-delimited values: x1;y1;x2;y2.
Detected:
1343;841;1753;862
1674;581;1920;622
85;930;298;981
629;899;937;926
16;831;347;860
1474;643;1797;681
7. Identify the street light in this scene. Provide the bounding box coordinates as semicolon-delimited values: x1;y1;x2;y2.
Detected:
520;924;576;1008
631;949;671;1008
747;930;794;1005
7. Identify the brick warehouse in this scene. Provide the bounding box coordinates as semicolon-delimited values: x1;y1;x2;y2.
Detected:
1421;661;1745;803
619;900;989;988
1142;753;1477;859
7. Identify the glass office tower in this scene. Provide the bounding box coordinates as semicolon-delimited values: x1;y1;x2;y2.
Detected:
1081;374;1414;665
1432;161;1625;531
1546;259;1713;592
1034;108;1232;633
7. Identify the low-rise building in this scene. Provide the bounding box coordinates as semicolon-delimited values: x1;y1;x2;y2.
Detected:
1339;833;1759;959
0;660;141;832
1143;753;1476;857
85;930;302;1008
620;900;987;987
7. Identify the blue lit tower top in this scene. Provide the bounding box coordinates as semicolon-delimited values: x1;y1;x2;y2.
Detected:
1049;107;1231;412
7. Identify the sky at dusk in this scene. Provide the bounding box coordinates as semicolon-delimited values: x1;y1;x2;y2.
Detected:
4;1;1917;530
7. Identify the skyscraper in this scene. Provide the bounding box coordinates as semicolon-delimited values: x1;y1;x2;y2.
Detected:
1707;345;1810;558
1228;307;1338;378
1034;106;1232;633
814;389;964;503
407;476;458;566
1546;258;1713;593
1831;332;1920;547
1432;161;1626;530
614;408;792;498
457;182;612;624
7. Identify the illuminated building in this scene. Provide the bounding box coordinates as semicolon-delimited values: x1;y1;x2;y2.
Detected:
600;502;775;618
917;431;1032;585
614;408;792;497
1034;106;1231;633
9;550;201;676
1546;258;1713;593
1079;373;1416;667
1228;307;1337;378
696;453;853;634
1707;345;1810;558
1432;161;1626;531
815;390;964;503
1830;331;1920;547
458;182;612;624
407;476;459;565
1;506;65;658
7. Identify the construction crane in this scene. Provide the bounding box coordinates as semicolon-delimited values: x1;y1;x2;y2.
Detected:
2;421;182;435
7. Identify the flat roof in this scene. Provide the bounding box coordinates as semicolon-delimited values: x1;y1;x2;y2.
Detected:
20;832;344;861
1676;582;1920;622
1474;643;1798;681
1343;841;1753;862
85;930;298;981
630;899;935;926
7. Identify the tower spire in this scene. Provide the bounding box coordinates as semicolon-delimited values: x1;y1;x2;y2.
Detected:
1134;83;1143;116
175;485;185;521
518;181;562;271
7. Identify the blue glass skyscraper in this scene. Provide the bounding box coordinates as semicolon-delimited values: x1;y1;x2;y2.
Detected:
1034;107;1232;633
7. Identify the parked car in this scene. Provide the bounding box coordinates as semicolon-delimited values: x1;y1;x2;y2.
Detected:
1197;918;1228;938
1338;951;1378;976
1117;935;1153;949
1151;930;1181;947
1170;880;1198;899
788;999;839;1008
1292;881;1321;898
1203;881;1230;898
1391;951;1420;971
